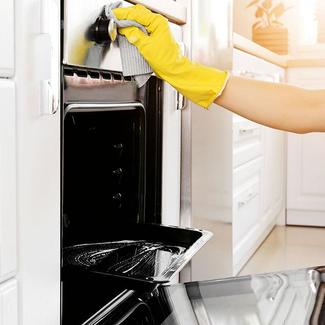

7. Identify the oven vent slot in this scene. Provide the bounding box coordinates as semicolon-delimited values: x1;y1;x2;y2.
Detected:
63;65;133;83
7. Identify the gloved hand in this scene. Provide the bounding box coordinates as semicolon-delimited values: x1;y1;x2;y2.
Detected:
113;5;229;109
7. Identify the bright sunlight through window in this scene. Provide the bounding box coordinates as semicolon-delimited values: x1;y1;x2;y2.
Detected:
300;0;317;45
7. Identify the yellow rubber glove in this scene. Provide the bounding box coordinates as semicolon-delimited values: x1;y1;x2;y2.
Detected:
113;5;229;109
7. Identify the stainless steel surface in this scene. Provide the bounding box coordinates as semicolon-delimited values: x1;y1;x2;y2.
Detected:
108;19;117;42
190;0;234;280
64;102;144;115
160;266;325;324
178;0;192;284
125;0;187;25
176;92;188;111
83;290;135;325
63;68;138;103
63;0;186;71
180;104;192;229
63;0;131;70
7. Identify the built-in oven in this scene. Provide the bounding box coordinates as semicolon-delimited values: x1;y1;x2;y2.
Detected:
61;65;211;324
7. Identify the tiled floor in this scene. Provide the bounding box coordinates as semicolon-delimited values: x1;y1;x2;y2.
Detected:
239;226;325;276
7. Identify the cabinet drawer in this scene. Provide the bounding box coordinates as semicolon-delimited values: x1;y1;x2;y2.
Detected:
234;181;261;244
233;157;263;190
0;80;16;282
0;0;14;77
0;279;18;325
233;120;262;168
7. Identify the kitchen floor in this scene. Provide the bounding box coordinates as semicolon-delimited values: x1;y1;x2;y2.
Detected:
239;225;325;276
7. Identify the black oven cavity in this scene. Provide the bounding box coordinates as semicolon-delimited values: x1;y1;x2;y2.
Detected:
61;66;211;324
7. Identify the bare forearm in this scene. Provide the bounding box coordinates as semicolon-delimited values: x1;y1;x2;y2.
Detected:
215;76;325;133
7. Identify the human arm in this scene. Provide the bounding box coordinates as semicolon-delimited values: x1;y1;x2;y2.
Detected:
114;5;325;134
216;76;325;133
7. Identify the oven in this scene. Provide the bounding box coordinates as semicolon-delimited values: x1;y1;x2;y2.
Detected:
61;64;211;324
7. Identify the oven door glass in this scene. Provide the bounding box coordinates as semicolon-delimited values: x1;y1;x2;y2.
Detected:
152;268;321;325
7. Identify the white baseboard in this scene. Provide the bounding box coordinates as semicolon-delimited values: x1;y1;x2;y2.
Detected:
233;216;276;275
233;200;284;275
276;208;286;226
287;210;325;227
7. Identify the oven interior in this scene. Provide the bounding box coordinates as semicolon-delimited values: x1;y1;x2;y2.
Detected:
61;66;211;323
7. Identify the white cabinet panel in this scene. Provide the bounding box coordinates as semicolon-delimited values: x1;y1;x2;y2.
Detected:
287;68;325;226
16;0;60;323
161;82;181;226
234;181;260;243
0;280;18;325
287;133;325;225
233;119;262;168
0;80;16;282
261;127;285;222
232;49;285;274
0;0;14;77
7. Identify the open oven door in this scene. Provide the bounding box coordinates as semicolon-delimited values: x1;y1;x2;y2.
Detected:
150;267;323;325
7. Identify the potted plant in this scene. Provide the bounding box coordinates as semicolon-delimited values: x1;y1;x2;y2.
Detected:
247;0;291;54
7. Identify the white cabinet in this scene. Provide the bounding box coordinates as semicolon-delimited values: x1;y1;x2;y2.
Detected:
0;80;16;283
161;24;183;227
0;0;14;77
232;49;286;274
15;0;60;323
192;49;286;279
161;82;182;227
0;280;18;325
287;67;325;226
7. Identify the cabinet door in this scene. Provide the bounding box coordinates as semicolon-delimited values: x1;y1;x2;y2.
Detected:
0;80;16;282
16;0;60;323
261;126;285;223
233;49;285;224
0;280;18;325
0;0;14;77
161;24;183;227
287;68;325;226
161;82;181;226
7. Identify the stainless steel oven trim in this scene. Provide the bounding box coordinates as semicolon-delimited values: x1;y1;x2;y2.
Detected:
64;102;145;117
159;227;213;283
82;289;135;325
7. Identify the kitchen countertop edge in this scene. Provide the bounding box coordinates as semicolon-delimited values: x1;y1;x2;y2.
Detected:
233;33;325;69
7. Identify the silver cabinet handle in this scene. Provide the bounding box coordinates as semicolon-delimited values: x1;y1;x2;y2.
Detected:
238;192;257;208
239;126;259;135
234;70;281;83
